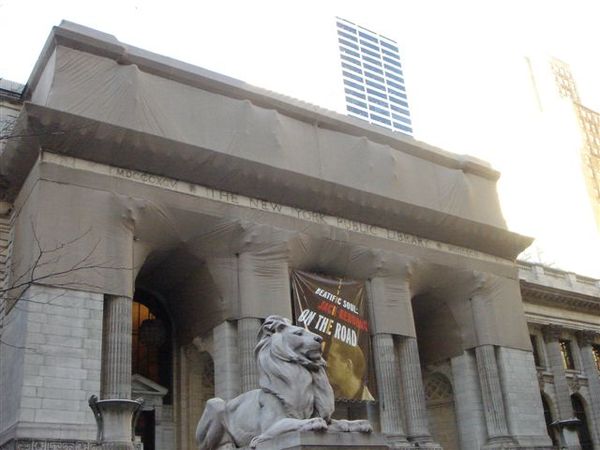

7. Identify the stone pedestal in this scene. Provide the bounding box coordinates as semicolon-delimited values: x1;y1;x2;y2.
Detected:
89;396;144;450
251;431;389;450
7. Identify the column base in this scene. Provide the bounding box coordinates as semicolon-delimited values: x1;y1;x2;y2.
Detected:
482;435;519;450
408;434;442;449
383;433;411;449
88;396;144;449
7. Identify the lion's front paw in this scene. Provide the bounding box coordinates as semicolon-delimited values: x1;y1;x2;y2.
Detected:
351;420;372;433
300;417;328;432
249;435;265;448
328;419;373;433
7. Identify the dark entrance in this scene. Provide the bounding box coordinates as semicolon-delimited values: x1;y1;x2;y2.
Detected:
135;410;156;450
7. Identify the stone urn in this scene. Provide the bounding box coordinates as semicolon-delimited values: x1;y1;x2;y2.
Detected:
89;395;145;449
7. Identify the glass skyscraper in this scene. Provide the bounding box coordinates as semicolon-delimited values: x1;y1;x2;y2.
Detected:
336;17;412;135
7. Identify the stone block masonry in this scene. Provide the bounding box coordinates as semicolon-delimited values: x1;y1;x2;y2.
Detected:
497;347;553;448
0;285;103;445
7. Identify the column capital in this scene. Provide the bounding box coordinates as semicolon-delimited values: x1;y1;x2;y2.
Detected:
367;276;416;337
576;330;599;347
541;324;564;343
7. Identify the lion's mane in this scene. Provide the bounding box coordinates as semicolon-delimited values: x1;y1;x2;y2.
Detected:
254;316;335;421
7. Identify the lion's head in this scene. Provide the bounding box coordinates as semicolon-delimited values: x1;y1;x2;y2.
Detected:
254;315;334;420
255;316;325;370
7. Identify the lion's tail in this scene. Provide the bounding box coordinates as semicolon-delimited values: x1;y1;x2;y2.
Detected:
196;397;226;450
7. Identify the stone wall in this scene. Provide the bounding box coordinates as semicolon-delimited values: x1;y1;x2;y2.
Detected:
497;347;551;447
0;285;103;443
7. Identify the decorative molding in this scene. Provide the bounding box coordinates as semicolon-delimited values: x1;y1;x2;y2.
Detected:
0;440;143;450
521;281;600;313
43;153;514;265
541;324;563;343
567;374;583;393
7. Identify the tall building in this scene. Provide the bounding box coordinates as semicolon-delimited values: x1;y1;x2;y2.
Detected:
335;18;413;135
527;57;600;230
548;59;600;231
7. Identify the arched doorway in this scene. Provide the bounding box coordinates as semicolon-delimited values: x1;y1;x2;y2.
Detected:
424;372;459;450
131;289;174;450
571;394;593;450
540;393;558;447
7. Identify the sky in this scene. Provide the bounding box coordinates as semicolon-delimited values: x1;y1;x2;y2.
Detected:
1;0;600;276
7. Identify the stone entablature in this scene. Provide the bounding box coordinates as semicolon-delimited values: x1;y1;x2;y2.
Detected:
519;262;600;299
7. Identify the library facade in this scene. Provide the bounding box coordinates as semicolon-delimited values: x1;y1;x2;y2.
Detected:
1;22;599;450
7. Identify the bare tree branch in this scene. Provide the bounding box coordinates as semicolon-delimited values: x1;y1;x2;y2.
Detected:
0;221;132;351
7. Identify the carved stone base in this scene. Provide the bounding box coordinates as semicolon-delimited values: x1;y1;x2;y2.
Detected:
250;431;390;450
0;440;143;450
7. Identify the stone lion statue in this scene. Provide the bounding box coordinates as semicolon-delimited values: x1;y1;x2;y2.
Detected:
196;315;372;449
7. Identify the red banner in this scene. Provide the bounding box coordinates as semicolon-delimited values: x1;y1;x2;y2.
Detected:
291;270;374;401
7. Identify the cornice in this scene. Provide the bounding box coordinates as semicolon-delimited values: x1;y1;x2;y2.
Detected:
521;280;600;313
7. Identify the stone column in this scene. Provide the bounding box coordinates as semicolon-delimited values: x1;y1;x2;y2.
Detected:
576;331;600;447
93;295;143;450
235;250;291;393
470;295;515;448
397;336;438;447
542;325;580;450
372;333;408;446
213;320;240;400
101;295;132;399
238;317;261;392
474;344;515;447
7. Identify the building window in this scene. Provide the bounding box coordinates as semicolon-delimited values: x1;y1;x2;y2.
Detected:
358;31;378;43
530;335;542;367
338;31;358;42
338;38;359;50
336;22;356;34
347;106;368;117
370;114;391;126
392;122;412;133
346;96;367;109
559;339;575;370
363;55;382;67
392;113;412;125
359;39;380;52
592;344;600;372
363;63;383;75
131;291;173;404
571;395;593;450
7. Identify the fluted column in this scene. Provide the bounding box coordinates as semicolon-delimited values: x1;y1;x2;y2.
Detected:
470;294;515;447
372;334;407;446
475;345;514;445
397;336;438;446
101;295;132;399
238;317;261;392
576;331;600;447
